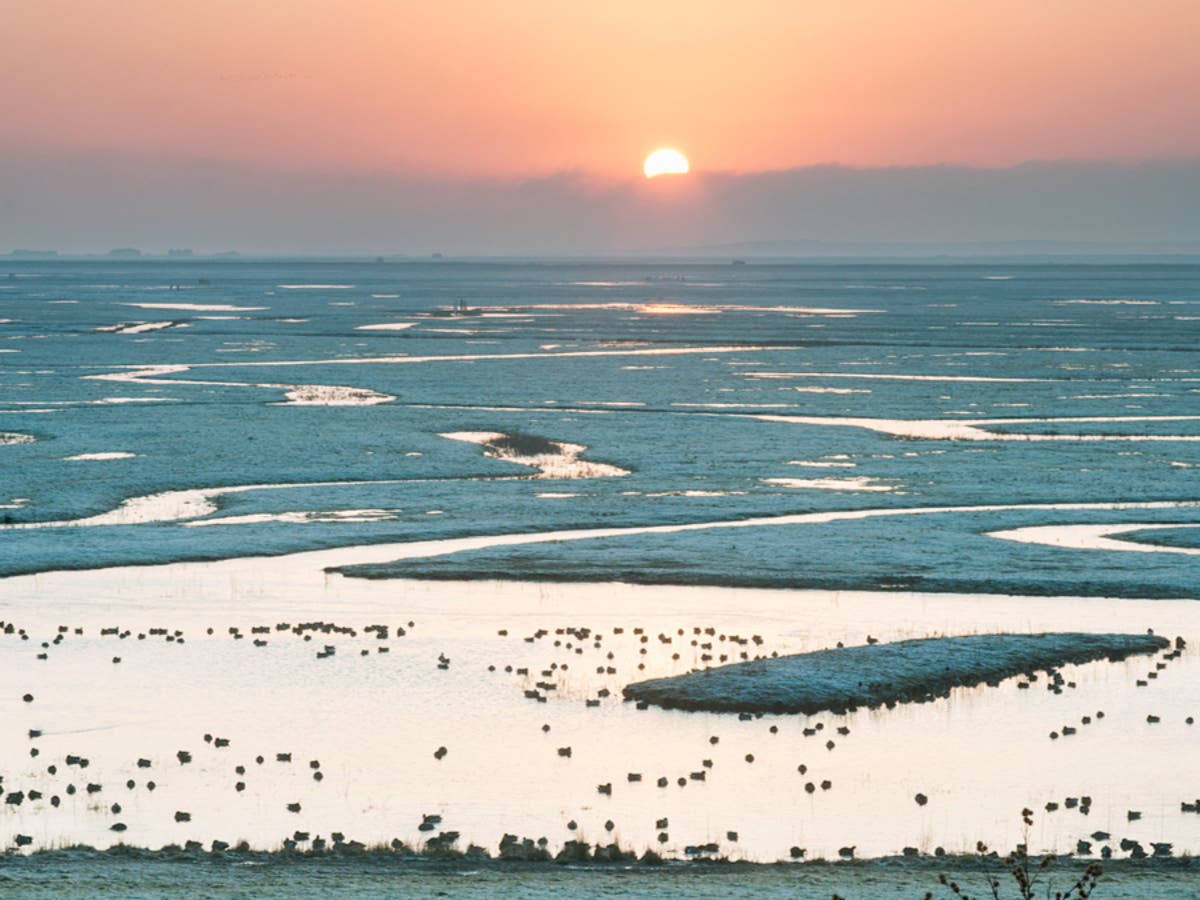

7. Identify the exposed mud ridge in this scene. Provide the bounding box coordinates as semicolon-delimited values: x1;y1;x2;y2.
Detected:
486;432;562;457
623;632;1170;715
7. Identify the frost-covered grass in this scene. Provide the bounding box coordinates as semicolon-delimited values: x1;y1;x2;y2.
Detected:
622;633;1169;714
2;850;1199;899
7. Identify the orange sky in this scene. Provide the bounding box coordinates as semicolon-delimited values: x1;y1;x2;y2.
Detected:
4;0;1199;179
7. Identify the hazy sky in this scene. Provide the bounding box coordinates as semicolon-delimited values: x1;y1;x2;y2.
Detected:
3;1;1199;252
5;155;1197;255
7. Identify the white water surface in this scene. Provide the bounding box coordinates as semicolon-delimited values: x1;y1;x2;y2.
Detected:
2;547;1198;862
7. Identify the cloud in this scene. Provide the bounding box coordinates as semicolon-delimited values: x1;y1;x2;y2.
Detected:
1;153;1198;255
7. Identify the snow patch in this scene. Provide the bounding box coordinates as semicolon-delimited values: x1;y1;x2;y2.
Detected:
121;303;267;312
512;302;880;315
756;413;1200;442
277;284;355;289
88;365;394;406
987;523;1200;556
186;509;400;528
440;431;629;479
762;476;896;492
745;371;1046;384
644;490;746;498
96;321;178;334
273;384;395;406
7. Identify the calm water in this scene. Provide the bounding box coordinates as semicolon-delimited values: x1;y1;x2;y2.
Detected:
2;259;1199;863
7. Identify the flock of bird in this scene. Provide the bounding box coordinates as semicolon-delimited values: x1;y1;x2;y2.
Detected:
1;616;1195;864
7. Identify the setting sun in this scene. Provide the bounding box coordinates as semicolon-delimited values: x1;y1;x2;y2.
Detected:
643;148;689;178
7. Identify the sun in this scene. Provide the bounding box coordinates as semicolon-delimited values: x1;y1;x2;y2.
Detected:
644;148;689;178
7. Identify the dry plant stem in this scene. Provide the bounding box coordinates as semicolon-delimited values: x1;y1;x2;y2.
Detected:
936;809;1103;900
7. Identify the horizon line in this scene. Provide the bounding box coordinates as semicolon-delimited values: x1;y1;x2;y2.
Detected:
7;148;1200;185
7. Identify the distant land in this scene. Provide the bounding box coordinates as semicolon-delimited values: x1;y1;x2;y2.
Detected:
5;242;1200;263
662;239;1200;260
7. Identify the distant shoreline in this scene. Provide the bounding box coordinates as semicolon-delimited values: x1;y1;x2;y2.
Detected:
7;253;1200;265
